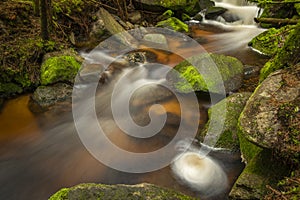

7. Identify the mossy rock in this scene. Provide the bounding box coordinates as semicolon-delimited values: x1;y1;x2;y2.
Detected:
240;64;300;162
199;92;252;151
40;55;81;85
167;53;243;94
156;17;189;32
248;25;294;57
49;183;197;200
229;149;290;200
260;22;300;81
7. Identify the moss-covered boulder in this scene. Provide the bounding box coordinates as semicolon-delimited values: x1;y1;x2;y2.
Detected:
260;22;300;81
199;92;252;151
40;55;81;85
239;64;300;161
49;183;197;200
229;149;290;200
248;25;294;57
156;17;189;32
167;53;244;94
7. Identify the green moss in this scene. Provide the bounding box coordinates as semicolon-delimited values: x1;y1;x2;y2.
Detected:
248;25;294;56
40;55;81;85
181;13;191;21
260;22;300;81
49;183;197;200
296;3;300;15
0;83;23;96
170;53;243;93
156;17;189;32
49;188;69;200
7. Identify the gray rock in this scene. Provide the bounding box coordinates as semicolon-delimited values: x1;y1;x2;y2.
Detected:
49;183;197;200
239;64;300;155
30;83;73;112
143;33;169;49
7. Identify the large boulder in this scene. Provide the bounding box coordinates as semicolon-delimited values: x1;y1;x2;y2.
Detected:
167;53;244;94
49;183;197;200
199;92;252;151
239;64;300;158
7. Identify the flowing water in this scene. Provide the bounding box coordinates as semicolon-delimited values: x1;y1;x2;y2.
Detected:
0;1;269;199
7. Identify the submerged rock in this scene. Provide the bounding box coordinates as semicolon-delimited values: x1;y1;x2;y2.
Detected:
240;65;300;155
199;92;252;151
49;183;197;200
40;55;81;85
167;53;244;94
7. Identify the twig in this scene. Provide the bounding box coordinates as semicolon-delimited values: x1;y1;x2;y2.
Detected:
266;185;288;200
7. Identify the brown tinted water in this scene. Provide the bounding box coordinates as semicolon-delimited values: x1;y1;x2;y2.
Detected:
0;23;268;200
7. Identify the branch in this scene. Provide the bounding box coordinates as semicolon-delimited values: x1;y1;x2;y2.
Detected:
254;17;300;25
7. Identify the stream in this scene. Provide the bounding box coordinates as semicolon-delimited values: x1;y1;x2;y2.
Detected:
0;1;269;199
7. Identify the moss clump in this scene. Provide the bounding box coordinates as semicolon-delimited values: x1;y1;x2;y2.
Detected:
248;25;294;57
40;56;81;85
49;183;197;200
260;22;300;81
169;53;243;93
156;17;189;32
0;83;23;96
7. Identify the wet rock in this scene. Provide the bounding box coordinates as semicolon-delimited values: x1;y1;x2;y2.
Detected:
49;183;197;200
156;17;189;32
167;53;244;94
205;7;227;20
143;33;169;49
239;64;300;157
248;25;293;57
199;92;252;151
40;55;82;86
29;83;73;112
